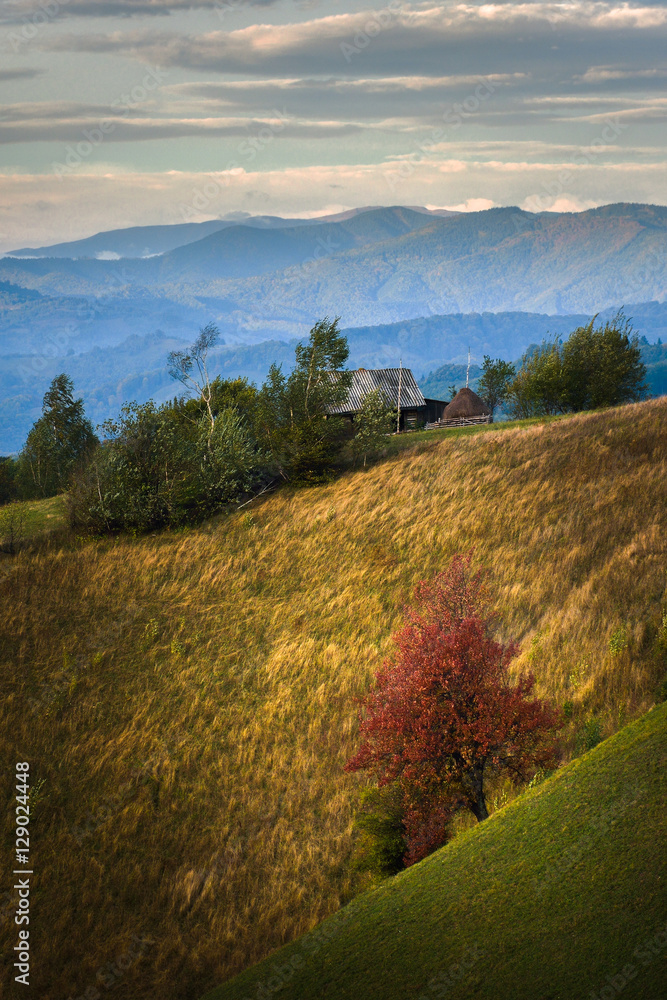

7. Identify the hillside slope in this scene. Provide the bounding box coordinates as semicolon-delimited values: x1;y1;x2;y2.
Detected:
204;701;667;1000
1;400;666;1000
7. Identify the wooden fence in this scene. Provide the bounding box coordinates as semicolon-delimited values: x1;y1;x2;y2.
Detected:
426;414;492;430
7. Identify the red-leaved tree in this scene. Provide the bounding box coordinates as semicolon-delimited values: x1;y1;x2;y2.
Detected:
346;555;563;865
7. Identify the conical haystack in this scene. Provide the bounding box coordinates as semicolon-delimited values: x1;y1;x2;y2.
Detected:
442;387;491;419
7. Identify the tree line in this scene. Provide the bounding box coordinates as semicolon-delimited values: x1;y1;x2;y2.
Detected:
0;312;648;529
1;318;395;531
476;312;646;419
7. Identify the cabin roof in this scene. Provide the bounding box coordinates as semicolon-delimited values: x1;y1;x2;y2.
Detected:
327;367;427;415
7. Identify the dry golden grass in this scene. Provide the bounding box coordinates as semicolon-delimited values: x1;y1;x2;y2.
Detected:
1;399;666;1000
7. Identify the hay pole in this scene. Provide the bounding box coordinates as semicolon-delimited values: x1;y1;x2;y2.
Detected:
396;358;403;434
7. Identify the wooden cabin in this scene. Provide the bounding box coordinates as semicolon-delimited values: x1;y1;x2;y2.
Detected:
327;368;447;430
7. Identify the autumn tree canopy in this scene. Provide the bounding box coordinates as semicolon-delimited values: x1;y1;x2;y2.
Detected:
346;556;563;865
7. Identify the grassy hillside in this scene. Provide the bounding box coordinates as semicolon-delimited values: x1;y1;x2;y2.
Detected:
1;400;666;1000
204;701;667;1000
0;495;65;545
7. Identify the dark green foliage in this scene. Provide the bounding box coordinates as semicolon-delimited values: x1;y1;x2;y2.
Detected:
560;314;647;410
210;377;259;426
170;376;259;431
508;314;647;417
256;318;353;482
16;374;97;498
576;717;603;755
349;389;395;467
68;316;353;531
508;338;567;417
350;786;407;880
477;356;516;415
0;456;18;504
68;400;263;534
0;501;26;553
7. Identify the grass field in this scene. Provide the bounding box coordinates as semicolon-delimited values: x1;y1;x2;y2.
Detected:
1;399;666;1000
0;494;65;545
203;701;667;1000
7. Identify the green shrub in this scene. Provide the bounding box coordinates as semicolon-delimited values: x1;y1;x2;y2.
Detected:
608;625;629;656
655;610;667;660
350;786;406;880
68;402;264;534
576;717;603;755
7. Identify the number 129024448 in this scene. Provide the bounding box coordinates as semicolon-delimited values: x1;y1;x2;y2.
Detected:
15;762;30;862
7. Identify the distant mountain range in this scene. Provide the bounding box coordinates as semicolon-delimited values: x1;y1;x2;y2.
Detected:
5;206;457;261
1;202;666;452
1;204;665;336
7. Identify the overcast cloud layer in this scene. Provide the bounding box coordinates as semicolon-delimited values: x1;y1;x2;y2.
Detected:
0;0;666;249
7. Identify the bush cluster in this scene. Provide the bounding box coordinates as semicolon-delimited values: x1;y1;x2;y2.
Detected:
6;318;399;534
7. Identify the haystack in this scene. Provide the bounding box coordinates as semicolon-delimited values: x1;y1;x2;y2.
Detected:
442;387;491;419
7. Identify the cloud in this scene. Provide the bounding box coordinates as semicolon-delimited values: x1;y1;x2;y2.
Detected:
435;197;496;213
0;106;364;144
0;0;277;23
0;68;43;81
163;73;530;122
575;65;667;84
40;3;667;80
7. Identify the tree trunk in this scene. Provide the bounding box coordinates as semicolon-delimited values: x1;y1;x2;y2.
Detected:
468;765;489;821
470;794;489;822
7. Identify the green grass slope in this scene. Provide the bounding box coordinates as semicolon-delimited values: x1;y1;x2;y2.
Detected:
204;703;667;1000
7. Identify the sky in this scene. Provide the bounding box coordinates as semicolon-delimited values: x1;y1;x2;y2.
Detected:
0;0;666;250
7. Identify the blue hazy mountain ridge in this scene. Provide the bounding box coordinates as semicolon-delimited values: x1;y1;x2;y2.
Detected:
1;205;665;327
217;203;667;321
4;207;446;261
7;220;234;260
4;206;457;260
0;207;440;290
141;206;438;282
